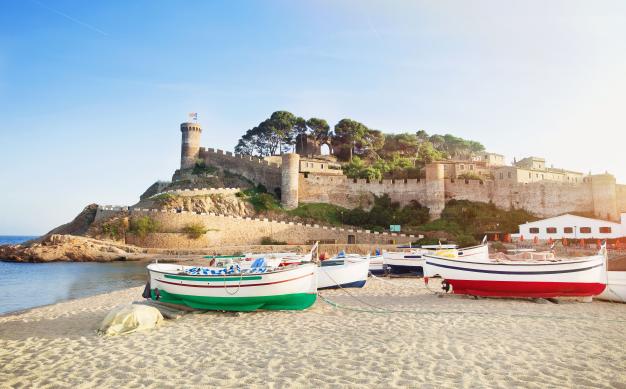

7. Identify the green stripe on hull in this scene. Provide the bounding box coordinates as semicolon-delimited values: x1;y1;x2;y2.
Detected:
151;289;316;312
164;274;263;281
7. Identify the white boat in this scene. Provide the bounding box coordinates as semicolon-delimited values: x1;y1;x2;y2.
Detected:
596;271;626;303
423;246;608;298
146;262;317;311
383;239;488;275
318;257;370;289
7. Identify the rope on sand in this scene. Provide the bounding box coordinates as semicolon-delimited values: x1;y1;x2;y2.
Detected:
318;286;626;323
368;272;445;295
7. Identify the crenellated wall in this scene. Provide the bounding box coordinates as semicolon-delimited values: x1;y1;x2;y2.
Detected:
199;148;281;191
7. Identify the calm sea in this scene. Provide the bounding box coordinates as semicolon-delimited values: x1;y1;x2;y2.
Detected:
0;235;148;315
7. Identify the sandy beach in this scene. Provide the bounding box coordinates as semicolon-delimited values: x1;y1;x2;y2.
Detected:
1;277;625;389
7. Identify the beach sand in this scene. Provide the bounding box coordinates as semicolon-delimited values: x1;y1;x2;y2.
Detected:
1;277;625;389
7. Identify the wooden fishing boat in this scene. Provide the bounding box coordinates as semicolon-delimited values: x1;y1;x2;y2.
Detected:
423;246;608;298
383;239;489;275
596;272;626;303
146;262;317;311
596;257;626;302
318;256;370;289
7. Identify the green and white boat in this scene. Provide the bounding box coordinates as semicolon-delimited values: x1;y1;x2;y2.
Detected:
146;262;317;312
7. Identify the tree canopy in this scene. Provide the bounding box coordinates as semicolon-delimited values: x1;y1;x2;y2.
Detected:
233;111;486;179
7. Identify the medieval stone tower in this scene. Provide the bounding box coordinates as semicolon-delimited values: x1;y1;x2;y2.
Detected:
590;173;618;221
424;163;446;220
281;153;300;209
180;122;202;169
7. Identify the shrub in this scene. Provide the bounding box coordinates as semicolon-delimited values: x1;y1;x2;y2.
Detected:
151;193;179;204
287;203;346;225
343;195;430;231
182;223;209;239
101;219;126;240
457;172;483;183
192;161;217;175
238;188;281;212
260;236;287;245
129;216;160;238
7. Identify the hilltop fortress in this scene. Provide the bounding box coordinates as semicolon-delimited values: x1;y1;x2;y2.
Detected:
167;121;626;222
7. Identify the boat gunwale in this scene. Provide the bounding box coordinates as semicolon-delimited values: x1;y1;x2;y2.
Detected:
147;262;316;279
423;254;604;267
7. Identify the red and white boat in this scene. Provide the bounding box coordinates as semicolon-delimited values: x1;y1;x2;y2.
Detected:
423;245;608;298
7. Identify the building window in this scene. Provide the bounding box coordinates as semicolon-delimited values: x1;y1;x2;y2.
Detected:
508;172;512;178
529;228;540;234
546;227;557;234
529;172;532;178
459;164;465;170
469;165;474;171
564;227;574;233
321;164;324;169
600;227;612;234
580;227;592;234
499;173;504;179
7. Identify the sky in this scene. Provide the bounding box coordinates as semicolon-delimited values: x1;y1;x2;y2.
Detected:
1;0;626;235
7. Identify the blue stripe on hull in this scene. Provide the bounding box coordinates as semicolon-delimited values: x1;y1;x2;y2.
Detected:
318;279;367;290
386;264;424;275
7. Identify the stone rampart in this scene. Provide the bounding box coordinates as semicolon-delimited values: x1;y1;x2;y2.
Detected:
199;148;281;191
95;206;128;222
151;187;240;198
126;208;416;248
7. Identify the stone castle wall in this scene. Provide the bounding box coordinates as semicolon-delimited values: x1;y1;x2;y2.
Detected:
298;174;428;209
124;208;416;248
199;148;282;191
298;173;600;219
445;179;594;218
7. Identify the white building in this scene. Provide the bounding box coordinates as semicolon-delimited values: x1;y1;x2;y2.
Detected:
515;213;626;240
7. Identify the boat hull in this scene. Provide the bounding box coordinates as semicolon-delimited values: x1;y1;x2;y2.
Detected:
318;258;370;289
596;271;626;303
150;289;316;311
148;263;317;311
424;255;607;298
442;280;606;298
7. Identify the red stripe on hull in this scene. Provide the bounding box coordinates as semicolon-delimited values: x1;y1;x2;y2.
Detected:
447;279;606;298
155;272;315;289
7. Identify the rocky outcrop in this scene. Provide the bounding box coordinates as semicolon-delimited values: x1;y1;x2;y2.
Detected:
0;234;151;262
137;193;254;217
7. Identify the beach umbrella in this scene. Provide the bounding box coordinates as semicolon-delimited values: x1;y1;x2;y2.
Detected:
562;238;568;246
579;238;585;247
548;237;553;245
596;239;602;249
520;235;525;242
533;236;539;244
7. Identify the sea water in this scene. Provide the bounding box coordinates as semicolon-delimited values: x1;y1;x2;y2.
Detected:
0;235;148;315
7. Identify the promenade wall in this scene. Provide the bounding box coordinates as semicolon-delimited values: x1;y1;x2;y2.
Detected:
124;208;417;248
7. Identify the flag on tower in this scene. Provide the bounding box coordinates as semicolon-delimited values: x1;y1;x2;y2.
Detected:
188;112;198;121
